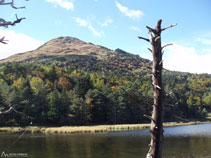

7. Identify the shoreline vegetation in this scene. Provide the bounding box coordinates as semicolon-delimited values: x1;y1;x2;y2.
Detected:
0;121;210;135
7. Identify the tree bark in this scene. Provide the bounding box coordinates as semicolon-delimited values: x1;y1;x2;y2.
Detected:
138;19;177;158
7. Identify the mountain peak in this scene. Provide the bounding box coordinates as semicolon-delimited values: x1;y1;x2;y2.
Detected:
36;36;86;51
53;36;85;44
115;48;127;54
0;36;152;73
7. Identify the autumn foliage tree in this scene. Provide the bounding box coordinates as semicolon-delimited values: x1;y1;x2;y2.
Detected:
0;63;209;126
58;77;72;90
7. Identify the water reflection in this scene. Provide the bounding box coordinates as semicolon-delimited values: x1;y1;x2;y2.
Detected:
0;123;210;158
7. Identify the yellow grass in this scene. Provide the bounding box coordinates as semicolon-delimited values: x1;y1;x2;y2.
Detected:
0;121;210;134
207;113;211;120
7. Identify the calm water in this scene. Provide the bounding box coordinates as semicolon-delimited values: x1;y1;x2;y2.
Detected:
0;123;211;158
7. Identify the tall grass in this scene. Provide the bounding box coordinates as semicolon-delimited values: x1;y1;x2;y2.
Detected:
0;121;209;134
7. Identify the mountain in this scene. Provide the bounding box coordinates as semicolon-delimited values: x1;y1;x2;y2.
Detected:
0;36;210;126
0;36;152;73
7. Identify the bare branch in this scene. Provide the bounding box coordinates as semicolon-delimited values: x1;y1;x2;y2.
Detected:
155;19;162;31
152;83;161;90
155;85;161;90
0;0;27;9
0;107;13;115
148;48;152;53
155;36;160;42
150;72;156;77
0;36;8;44
162;43;173;50
0;18;8;28
0;106;33;119
144;114;157;123
161;23;177;32
138;36;150;42
13;14;26;25
148;31;154;44
0;0;28;44
0;14;25;27
146;26;157;34
0;1;28;27
159;60;163;66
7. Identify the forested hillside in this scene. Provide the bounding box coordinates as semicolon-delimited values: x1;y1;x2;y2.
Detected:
0;63;210;126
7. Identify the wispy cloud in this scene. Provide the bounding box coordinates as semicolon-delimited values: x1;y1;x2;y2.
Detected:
131;26;142;33
202;48;211;53
0;29;44;60
99;18;113;27
196;37;211;45
46;0;74;11
115;1;143;20
195;33;211;54
73;17;104;37
74;17;88;27
88;25;104;37
163;42;211;74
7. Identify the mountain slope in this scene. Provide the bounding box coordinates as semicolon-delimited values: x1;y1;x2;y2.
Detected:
0;36;152;72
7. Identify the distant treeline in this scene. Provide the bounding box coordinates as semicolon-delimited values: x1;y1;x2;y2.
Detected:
0;63;210;126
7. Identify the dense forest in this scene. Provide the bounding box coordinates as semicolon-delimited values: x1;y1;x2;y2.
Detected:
0;63;210;126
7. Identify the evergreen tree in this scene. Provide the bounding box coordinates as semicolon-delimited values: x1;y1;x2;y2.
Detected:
69;92;91;125
47;88;60;124
85;89;108;124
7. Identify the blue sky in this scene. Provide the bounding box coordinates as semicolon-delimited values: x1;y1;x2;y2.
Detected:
0;0;211;74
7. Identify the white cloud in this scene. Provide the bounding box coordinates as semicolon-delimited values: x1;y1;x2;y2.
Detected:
202;48;211;53
88;25;104;37
0;29;44;60
131;26;142;33
196;37;211;45
73;17;104;37
163;42;211;74
100;18;113;27
46;0;74;11
74;17;88;27
115;1;143;20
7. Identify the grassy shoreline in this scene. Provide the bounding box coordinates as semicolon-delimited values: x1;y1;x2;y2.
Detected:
0;121;210;134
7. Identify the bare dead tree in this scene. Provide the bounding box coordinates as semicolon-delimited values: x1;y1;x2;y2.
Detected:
0;0;29;44
138;19;177;158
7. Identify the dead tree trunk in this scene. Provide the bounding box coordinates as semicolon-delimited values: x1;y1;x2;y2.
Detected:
138;19;177;158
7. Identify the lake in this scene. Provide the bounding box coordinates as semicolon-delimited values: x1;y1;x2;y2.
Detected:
0;123;211;158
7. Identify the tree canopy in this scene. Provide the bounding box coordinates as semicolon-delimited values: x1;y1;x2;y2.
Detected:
0;63;210;126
